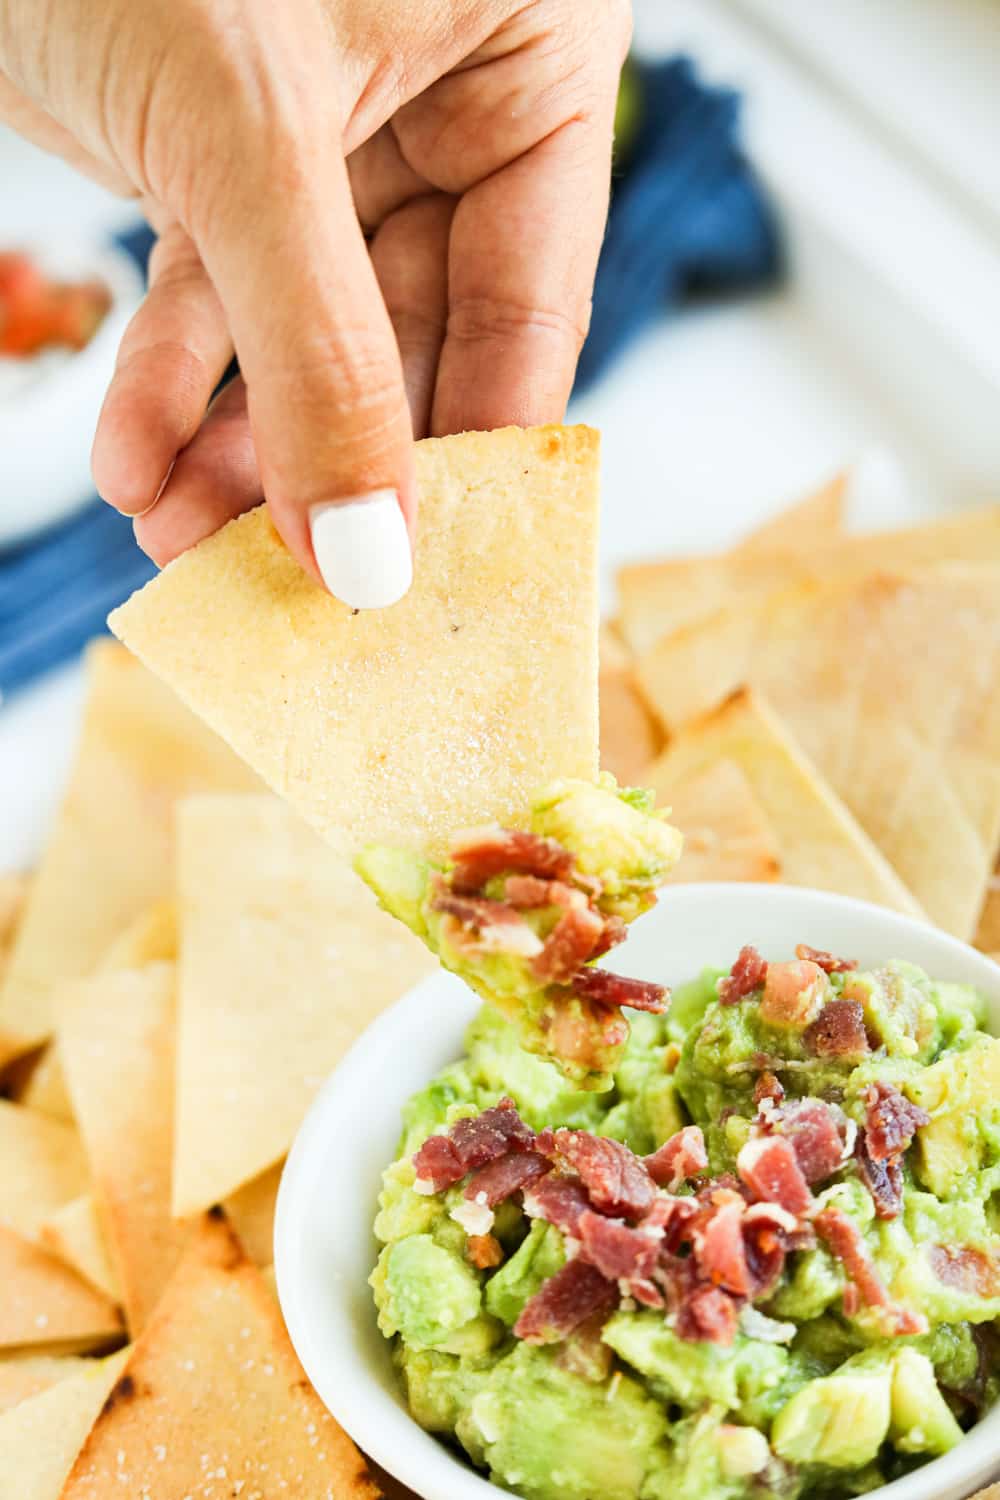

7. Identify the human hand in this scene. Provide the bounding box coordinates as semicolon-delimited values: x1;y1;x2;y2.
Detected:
0;0;629;605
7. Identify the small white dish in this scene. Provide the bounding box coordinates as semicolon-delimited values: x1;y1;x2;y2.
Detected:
0;241;144;549
275;883;1000;1500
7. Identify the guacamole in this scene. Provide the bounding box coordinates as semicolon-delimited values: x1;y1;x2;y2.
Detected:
356;775;683;1088
372;948;1000;1500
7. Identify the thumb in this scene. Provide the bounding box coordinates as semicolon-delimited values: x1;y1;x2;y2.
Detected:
193;139;415;609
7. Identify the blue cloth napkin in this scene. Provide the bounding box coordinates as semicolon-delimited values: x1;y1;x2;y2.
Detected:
0;56;781;701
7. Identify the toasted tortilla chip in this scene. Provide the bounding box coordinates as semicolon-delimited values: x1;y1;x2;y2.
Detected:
38;1196;120;1304
739;472;846;554
975;868;1000;954
174;796;432;1215
17;1045;73;1122
0;1226;123;1352
0;1347;128;1500
109;425;601;857
646;690;923;915
99;899;177;971
59;962;189;1336
0;1352;93;1414
0;871;29;982
61;1212;378;1500
0;643;259;1069
663;759;782;884
224;1162;283;1268
0;1100;88;1242
599;623;662;785
638;568;1000;937
620;500;1000;653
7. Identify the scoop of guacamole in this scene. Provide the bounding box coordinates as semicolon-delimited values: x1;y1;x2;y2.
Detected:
356;775;682;1089
371;947;1000;1500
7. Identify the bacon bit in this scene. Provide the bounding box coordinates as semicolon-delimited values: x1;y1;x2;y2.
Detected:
855;1134;903;1219
430;883;543;958
759;961;828;1029
675;1285;740;1346
545;1130;657;1219
467;1233;504;1269
742;1205;794;1297
718;946;768;1004
577;1210;659;1283
411;1134;464;1192
803;1000;870;1061
645;1126;709;1189
522;1172;592;1236
544;994;630;1073
413;1097;535;1189
795;944;857;974
778;1099;847;1185
514;1259;617;1344
737;1136;814;1217
450;829;577;893
815;1206;926;1334
464;1151;550;1207
863;1083;929;1161
532;904;606;984
754;1071;785;1107
568;967;669;1014
591;915;628;960
696;1195;753;1297
503;875;563;908
928;1245;1000;1299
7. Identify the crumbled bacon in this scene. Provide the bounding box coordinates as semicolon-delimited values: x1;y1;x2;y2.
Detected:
803;1000;870;1061
696;1193;753;1297
928;1245;1000;1299
544;1130;657;1218
467;1233;504;1269
863;1083;929;1161
754;1071;785;1107
718;946;768;1004
577;1210;659;1283
675;1285;740;1345
855;1134;903;1219
815;1206;927;1334
567;966;669;1014
532;903;606;984
430;885;543;958
645;1126;708;1189
737;1136;814;1217
544;994;630;1073
795;944;857;974
413;1098;535;1189
450;828;578;892
742;1205;794;1297
464;1150;550;1207
778;1099;847;1185
759;961;828;1029
514;1259;617;1343
591;914;628;960
522;1172;592;1236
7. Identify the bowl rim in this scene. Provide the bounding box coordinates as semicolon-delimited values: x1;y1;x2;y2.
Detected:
275;882;1000;1500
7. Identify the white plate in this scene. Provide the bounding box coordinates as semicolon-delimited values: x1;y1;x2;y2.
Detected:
275;882;1000;1500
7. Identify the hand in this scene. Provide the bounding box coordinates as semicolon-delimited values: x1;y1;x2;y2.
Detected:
0;0;629;605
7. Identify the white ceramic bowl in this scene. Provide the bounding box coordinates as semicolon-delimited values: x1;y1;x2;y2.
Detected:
275;884;1000;1500
0;241;144;549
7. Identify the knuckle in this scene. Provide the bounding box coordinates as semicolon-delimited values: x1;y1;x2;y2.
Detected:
447;295;590;358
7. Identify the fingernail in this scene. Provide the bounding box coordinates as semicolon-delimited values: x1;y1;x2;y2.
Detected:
309;490;412;609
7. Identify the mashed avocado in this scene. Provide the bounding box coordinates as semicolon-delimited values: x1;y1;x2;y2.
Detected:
372;950;1000;1500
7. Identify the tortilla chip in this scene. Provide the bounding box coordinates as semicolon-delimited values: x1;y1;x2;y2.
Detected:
0;1100;89;1242
646;690;924;915
0;643;259;1069
663;759;782;884
975;868;1000;954
0;1347;128;1500
109;425;601;857
60;1212;378;1500
0;1226;123;1352
638;568;1000;937
366;1458;420;1500
0;1352;93;1414
173;795;432;1216
0;871;29;980
99;900;177;971
38;1196;120;1304
224;1162;283;1268
619;500;1000;653
58;962;189;1336
598;624;662;785
17;1045;73;1123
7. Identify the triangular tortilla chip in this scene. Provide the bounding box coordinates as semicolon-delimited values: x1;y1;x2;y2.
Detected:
224;1162;283;1268
646;690;924;915
598;624;662;785
58;962;189;1336
638;568;1000;937
0;871;29;981
0;1226;123;1352
739;472;846;554
60;1212;378;1500
0;1347;128;1500
0;1101;88;1242
99;899;177;971
109;425;601;857
975;868;1000;954
38;1196;121;1304
173;795;432;1215
620;500;1000;653
17;1045;73;1122
0;643;259;1068
663;759;782;884
0;1353;94;1414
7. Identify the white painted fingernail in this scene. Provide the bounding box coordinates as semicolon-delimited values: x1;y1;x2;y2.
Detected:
309;490;412;608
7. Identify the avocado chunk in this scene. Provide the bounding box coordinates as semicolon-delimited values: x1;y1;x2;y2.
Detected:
905;1037;1000;1197
771;1354;892;1468
485;1220;565;1327
378;1234;485;1349
354;844;431;937
890;1347;963;1456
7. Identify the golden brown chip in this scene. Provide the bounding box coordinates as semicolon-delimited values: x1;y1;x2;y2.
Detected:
59;962;190;1336
0;643;259;1069
739;473;846;554
598;623;662;785
0;1101;89;1242
60;1212;379;1500
646;689;923;914
173;796;432;1216
109;425;601;858
638;568;1000;938
16;1046;73;1123
0;871;30;979
98;900;177;972
662;759;782;884
0;1348;128;1500
38;1196;120;1304
0;1352;94;1415
0;1226;123;1353
223;1162;284;1268
975;868;1000;954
